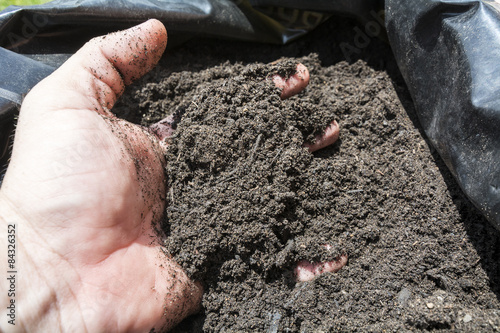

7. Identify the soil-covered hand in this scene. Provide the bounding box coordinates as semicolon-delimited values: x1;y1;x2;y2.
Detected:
0;20;201;332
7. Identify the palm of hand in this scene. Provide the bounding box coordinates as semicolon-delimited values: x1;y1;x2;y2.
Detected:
5;108;167;330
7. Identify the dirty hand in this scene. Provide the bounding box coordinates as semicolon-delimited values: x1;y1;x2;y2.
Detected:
0;20;201;332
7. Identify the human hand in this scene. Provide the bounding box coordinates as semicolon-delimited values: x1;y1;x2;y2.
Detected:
0;20;201;332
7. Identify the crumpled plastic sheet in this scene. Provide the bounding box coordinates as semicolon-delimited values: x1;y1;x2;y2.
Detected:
386;0;500;230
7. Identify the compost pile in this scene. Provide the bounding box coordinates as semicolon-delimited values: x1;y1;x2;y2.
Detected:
114;17;500;332
161;57;343;273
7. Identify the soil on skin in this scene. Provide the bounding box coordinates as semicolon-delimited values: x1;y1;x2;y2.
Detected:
114;17;500;332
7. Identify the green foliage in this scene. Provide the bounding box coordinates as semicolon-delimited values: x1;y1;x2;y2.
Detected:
0;0;51;11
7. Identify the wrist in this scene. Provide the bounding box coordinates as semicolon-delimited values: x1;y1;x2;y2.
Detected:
0;194;80;332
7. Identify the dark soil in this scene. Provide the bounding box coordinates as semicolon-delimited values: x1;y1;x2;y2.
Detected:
115;17;500;332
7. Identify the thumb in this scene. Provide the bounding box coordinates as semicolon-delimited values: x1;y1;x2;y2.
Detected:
22;19;167;119
3;19;169;209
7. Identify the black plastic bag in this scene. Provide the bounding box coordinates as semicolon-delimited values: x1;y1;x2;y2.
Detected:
386;0;500;229
1;0;499;231
0;47;54;175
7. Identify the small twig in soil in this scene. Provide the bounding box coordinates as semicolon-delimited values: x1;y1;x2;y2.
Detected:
208;213;219;226
222;175;236;183
248;134;263;165
186;207;203;218
167;206;187;213
220;165;240;183
267;312;282;333
270;148;283;167
346;189;364;194
284;279;308;309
